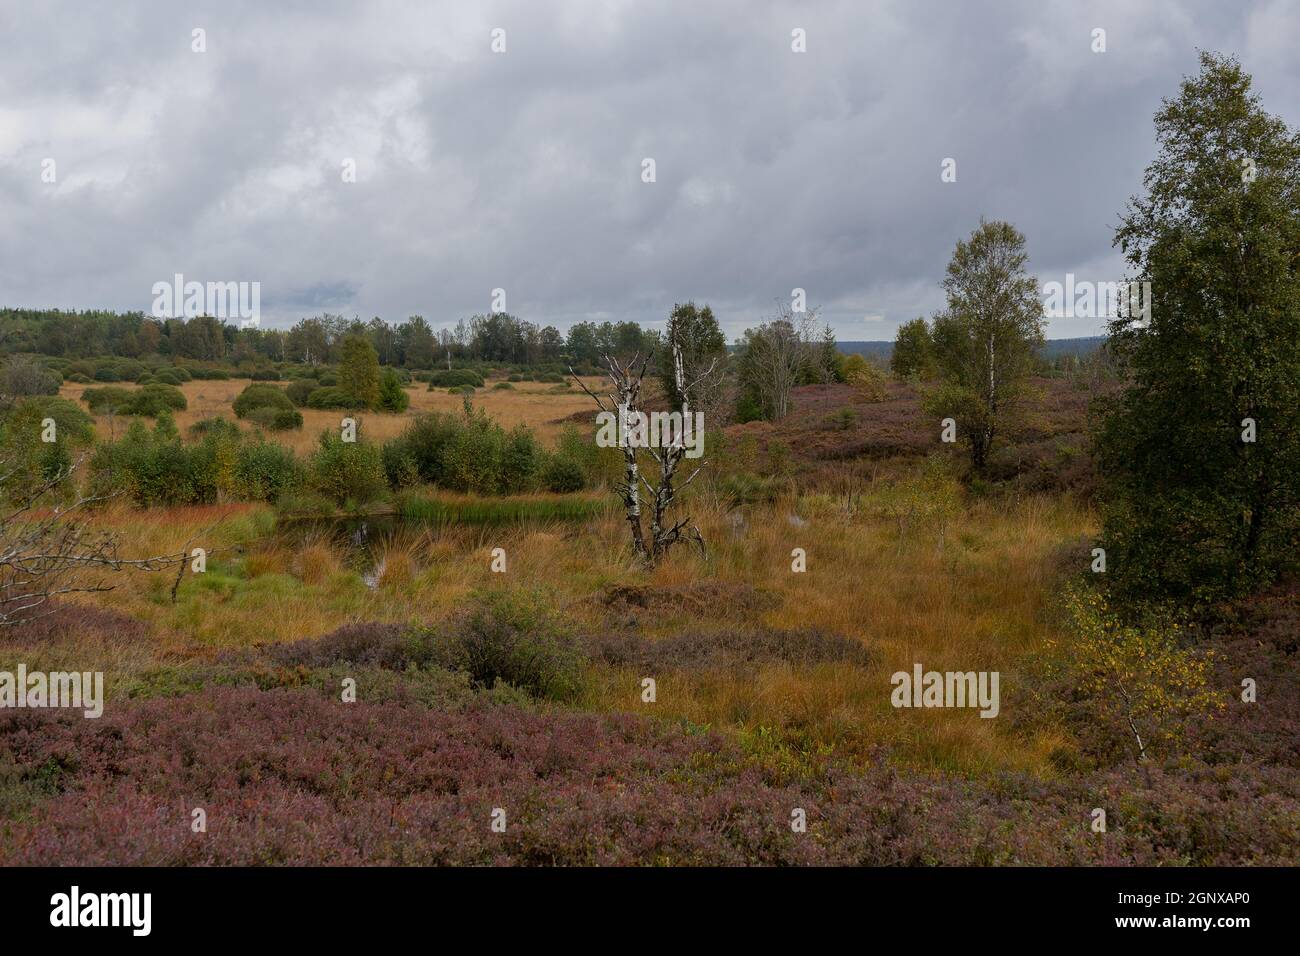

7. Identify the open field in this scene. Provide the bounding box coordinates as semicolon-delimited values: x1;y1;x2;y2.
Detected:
4;372;1297;867
58;375;607;453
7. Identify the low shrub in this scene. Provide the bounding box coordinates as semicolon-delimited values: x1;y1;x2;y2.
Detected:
306;386;365;410
427;369;484;389
82;384;186;417
233;383;295;419
246;406;303;431
425;588;586;701
309;431;386;506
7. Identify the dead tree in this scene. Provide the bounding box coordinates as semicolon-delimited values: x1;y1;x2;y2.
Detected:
571;331;716;566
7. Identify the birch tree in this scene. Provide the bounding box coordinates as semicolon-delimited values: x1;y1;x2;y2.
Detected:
736;302;823;421
571;327;716;565
928;220;1044;472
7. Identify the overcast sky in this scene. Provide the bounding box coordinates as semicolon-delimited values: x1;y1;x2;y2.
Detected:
1;1;1296;340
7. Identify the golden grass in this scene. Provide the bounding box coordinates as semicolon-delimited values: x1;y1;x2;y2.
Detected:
37;480;1095;777
59;376;603;454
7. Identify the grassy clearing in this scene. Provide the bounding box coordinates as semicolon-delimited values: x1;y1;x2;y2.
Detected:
38;475;1094;777
59;375;604;453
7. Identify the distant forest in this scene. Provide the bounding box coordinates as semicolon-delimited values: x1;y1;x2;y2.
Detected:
0;307;1106;368
839;336;1107;361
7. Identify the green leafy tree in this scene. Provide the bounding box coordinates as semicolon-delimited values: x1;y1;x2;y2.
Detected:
338;334;381;410
1097;52;1300;604
927;220;1044;472
890;317;935;379
659;303;726;408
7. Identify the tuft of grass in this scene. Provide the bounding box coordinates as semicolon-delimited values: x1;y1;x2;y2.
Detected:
396;489;607;526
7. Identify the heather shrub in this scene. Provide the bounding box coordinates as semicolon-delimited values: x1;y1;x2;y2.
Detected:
262;622;422;669
4;686;1293;865
425;588;586;701
588;626;871;671
0;601;148;646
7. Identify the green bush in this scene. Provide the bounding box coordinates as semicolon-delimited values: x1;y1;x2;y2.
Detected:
233;383;295;419
151;368;185;386
306;386;365;410
81;384;186;417
90;414;198;506
425;588;585;701
246;406;303;430
380;411;545;495
0;397;95;499
81;386;134;413
125;384;187;416
543;455;586;493
309;431;386;506
428;369;484;389
285;378;315;407
234;438;302;501
500;425;541;493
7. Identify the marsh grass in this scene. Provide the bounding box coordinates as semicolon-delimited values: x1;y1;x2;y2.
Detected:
48;474;1094;776
396;489;608;526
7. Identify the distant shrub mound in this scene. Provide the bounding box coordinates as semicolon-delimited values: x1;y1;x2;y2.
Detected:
233;383;296;421
82;384;186;417
306;386;365;410
427;369;484;389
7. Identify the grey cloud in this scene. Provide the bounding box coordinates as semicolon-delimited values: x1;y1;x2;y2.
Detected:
0;0;1296;340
